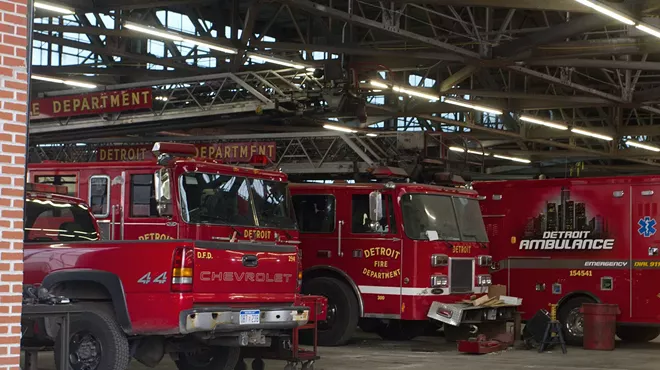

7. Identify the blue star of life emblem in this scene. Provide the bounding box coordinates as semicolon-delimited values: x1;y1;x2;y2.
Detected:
638;216;657;238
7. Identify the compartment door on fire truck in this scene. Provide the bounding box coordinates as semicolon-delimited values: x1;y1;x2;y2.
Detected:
347;192;402;318
631;184;660;320
124;171;177;241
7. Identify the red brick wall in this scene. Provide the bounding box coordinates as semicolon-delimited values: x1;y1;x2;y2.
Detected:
0;0;29;368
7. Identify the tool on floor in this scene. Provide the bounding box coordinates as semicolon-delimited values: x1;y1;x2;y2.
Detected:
538;303;567;354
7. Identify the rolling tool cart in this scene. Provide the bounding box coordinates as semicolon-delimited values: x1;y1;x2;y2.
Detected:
238;295;327;370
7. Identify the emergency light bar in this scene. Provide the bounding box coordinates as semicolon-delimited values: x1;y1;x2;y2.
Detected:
249;155;271;167
433;172;466;187
26;183;68;195
152;142;197;158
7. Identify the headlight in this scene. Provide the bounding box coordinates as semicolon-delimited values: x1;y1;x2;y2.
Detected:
431;254;449;267
477;255;492;267
431;274;449;288
477;274;492;286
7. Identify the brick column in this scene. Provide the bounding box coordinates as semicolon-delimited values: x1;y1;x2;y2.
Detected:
0;0;29;369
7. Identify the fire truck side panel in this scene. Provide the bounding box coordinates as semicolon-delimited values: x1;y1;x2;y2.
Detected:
630;184;660;322
473;177;660;324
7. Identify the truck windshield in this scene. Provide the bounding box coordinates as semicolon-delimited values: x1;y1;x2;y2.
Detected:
25;198;99;242
401;194;488;242
179;172;296;229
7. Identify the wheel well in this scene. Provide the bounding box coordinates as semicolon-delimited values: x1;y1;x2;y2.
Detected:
50;281;113;301
557;291;601;308
303;268;364;316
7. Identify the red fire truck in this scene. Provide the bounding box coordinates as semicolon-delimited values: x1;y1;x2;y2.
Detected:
28;143;299;248
289;179;515;346
473;176;660;345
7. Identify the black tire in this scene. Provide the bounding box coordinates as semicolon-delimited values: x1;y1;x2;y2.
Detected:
616;326;660;343
376;320;427;341
557;296;595;346
302;277;359;346
174;346;240;370
358;318;383;334
54;310;130;370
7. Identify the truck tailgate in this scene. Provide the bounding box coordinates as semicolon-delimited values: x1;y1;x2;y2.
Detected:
193;241;299;301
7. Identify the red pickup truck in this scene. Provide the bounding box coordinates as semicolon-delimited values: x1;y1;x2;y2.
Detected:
22;184;310;370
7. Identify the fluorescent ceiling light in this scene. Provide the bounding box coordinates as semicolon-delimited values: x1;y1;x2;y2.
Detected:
370;80;389;89
571;127;613;141
450;146;489;156
324;124;357;133
366;133;378;137
520;115;569;130
392;85;439;101
636;24;660;39
493;154;531;164
368;80;438;100
467;149;490;156
626;140;660;152
34;1;74;14
32;74;96;89
444;98;503;115
574;0;635;25
124;23;237;54
247;53;306;69
124;23;183;41
181;38;237;54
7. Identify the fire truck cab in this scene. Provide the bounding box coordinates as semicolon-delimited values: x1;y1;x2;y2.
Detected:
290;180;507;346
28;143;299;246
474;176;660;345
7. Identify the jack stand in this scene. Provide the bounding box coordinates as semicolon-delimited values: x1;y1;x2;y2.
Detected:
538;304;567;354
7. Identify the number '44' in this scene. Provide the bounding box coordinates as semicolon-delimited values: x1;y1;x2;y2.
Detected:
138;272;168;284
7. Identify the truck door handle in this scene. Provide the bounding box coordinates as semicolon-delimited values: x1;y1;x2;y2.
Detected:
242;255;258;267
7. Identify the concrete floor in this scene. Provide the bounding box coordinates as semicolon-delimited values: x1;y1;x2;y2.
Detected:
30;331;660;370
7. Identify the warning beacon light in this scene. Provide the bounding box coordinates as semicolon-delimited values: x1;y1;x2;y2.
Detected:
152;142;197;165
249;154;270;168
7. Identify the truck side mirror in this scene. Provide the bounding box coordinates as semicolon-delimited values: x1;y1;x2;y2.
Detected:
154;169;173;217
368;191;383;222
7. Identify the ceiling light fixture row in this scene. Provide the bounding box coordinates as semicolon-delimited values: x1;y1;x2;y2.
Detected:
449;146;531;164
573;0;660;39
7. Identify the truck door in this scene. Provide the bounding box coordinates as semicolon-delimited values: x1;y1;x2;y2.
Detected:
345;192;402;318
123;171;177;241
88;174;113;240
631;184;660;320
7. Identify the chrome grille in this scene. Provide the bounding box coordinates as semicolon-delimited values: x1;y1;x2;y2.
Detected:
450;258;473;294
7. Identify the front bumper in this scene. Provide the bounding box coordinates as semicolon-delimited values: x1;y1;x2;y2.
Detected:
427;302;518;327
180;306;309;334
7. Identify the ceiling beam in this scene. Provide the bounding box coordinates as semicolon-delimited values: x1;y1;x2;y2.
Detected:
33;33;206;73
419;114;660;167
283;0;481;59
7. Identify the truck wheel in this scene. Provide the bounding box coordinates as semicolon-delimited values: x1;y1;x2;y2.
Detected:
302;277;359;346
174;346;240;370
558;296;594;346
54;311;130;370
358;318;383;333
616;326;660;343
377;320;427;341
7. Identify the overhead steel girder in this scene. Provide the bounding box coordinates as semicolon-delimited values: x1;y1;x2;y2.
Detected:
507;66;660;115
282;0;480;60
353;0;593;12
33;34;205;73
525;59;660;71
418;114;660;167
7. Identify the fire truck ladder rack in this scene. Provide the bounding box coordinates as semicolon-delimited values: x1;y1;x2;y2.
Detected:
29;69;324;136
29;131;486;178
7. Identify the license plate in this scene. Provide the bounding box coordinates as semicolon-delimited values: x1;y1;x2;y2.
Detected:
487;308;497;320
239;310;260;325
